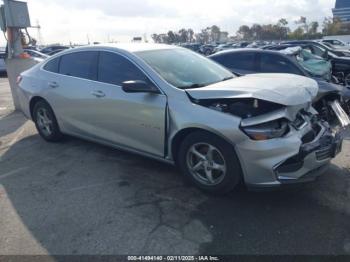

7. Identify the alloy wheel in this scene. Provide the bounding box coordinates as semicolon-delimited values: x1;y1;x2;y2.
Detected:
186;143;227;186
36;107;53;137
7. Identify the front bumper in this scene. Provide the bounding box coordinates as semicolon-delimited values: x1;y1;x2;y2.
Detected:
235;121;344;188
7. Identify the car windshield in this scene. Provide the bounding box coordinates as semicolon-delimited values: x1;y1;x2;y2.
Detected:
136;48;234;89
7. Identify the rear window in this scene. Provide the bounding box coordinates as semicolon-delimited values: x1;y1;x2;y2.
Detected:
43;57;60;73
59;51;98;80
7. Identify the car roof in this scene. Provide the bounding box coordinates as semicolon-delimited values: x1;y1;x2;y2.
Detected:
284;40;314;43
210;48;281;56
66;43;179;54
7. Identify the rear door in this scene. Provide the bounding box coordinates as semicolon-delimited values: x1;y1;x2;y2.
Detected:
43;51;99;137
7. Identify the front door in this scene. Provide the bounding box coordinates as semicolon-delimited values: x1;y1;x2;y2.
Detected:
86;51;167;157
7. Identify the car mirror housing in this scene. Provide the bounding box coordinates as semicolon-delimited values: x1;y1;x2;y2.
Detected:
323;50;329;60
122;80;159;94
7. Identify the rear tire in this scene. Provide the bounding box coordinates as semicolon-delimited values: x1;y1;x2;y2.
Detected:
177;131;242;194
33;100;63;142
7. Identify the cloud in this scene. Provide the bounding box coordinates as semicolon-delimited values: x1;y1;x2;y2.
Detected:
0;0;336;45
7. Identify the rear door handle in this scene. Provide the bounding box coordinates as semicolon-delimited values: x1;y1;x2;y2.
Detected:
48;81;59;88
91;90;106;98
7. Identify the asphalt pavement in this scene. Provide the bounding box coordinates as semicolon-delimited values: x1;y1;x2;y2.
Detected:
0;77;350;255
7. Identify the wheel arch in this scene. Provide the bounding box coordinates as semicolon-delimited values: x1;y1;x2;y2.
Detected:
170;127;237;164
29;96;48;119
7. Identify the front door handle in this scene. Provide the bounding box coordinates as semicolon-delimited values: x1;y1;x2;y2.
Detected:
91;90;106;98
48;81;59;88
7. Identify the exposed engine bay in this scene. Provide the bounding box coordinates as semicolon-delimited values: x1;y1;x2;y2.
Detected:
198;98;284;119
192;96;350;141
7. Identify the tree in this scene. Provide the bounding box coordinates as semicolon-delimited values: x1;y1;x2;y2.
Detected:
196;27;211;43
151;34;161;43
278;18;288;27
178;28;188;43
296;16;309;33
309;21;319;35
187;29;194;43
167;31;177;44
289;27;305;40
237;25;252;40
211;25;221;42
277;18;290;39
323;17;349;35
251;24;263;40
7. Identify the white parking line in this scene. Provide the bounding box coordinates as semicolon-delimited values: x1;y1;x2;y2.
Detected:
0;167;28;179
67;179;123;192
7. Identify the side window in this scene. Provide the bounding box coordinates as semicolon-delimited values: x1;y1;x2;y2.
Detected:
43;57;60;73
98;52;149;86
260;54;302;75
311;46;326;58
213;53;255;71
332;40;343;46
59;51;98;80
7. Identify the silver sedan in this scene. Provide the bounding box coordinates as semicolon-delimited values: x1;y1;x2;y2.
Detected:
17;44;345;193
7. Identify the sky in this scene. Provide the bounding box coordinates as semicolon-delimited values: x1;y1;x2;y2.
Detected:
3;0;337;45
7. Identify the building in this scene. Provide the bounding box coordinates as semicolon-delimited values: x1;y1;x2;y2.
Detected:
332;0;350;22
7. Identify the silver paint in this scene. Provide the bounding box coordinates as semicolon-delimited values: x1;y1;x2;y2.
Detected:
18;43;334;188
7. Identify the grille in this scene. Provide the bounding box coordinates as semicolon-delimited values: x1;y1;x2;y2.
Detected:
316;145;333;161
292;113;307;130
301;124;321;144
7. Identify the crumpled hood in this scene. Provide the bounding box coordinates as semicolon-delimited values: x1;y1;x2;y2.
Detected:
186;73;318;106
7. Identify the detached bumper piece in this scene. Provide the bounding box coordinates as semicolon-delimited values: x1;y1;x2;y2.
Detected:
276;122;343;184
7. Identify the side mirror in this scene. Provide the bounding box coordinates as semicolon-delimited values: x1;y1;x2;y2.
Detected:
122;80;159;94
323;50;329;60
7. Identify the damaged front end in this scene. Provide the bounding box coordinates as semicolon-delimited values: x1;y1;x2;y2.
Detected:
312;80;350;128
189;95;346;186
184;74;348;186
191;95;321;139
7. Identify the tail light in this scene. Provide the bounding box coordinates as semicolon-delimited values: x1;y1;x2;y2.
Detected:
16;75;22;85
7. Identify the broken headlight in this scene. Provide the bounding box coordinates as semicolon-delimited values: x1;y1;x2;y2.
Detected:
242;120;289;141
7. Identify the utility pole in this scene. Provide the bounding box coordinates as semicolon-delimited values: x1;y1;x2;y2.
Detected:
36;20;43;47
0;0;39;110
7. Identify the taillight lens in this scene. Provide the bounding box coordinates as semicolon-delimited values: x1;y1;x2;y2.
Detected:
16;75;22;85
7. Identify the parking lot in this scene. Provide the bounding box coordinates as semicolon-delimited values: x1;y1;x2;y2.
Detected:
0;76;350;255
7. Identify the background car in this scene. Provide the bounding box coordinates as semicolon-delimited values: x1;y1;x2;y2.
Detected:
24;49;49;60
265;42;350;86
47;49;68;56
40;45;70;54
209;48;350;124
180;43;202;53
231;41;250;48
283;40;350;57
200;44;216;56
214;43;235;53
321;39;350;50
0;47;6;74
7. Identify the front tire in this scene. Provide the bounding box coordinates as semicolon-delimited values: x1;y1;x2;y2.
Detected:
33;100;63;142
205;50;211;56
178;131;242;194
